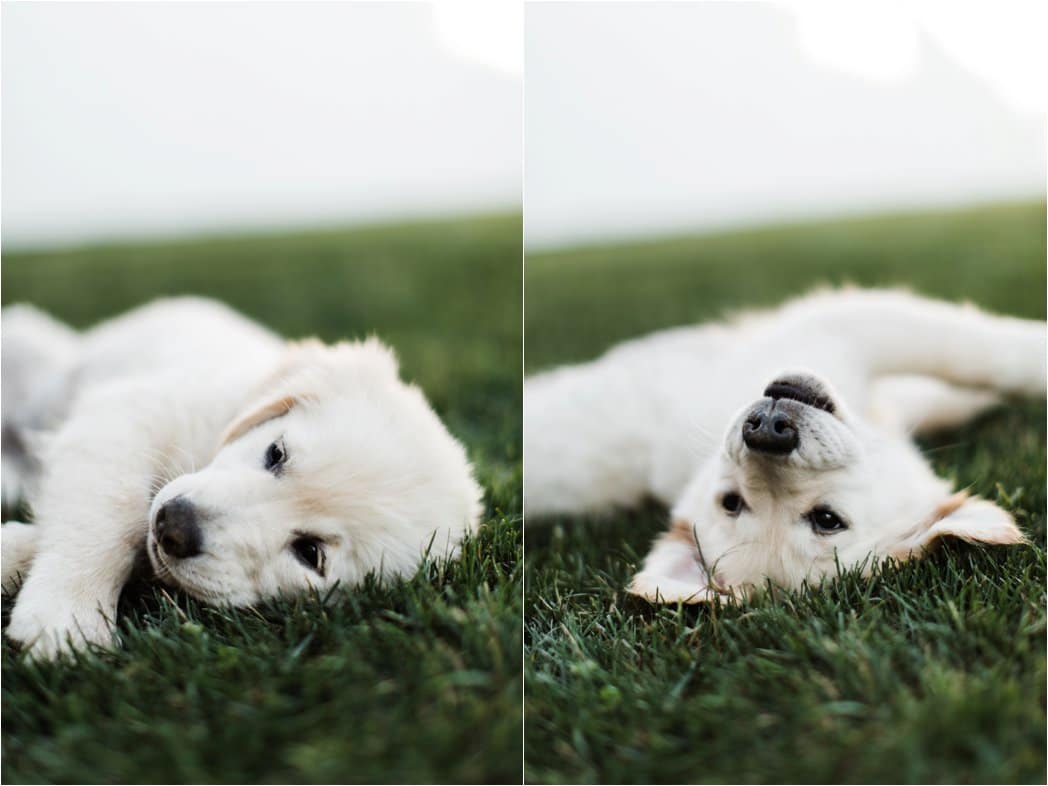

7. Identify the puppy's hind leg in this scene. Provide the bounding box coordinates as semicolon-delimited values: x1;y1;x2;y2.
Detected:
1;304;79;512
524;359;660;518
1;522;39;595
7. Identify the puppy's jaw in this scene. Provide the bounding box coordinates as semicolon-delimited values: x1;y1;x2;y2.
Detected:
763;374;838;415
146;533;181;589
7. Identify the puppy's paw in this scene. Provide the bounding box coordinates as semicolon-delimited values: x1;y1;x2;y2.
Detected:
6;589;116;660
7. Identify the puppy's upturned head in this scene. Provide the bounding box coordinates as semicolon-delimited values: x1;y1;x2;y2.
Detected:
146;338;483;606
630;371;1025;604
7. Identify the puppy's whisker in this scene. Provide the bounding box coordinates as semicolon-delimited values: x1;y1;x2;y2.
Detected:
136;446;190;488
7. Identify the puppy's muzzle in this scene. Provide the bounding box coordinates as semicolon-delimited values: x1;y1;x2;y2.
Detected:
742;401;799;455
742;375;835;456
154;496;202;559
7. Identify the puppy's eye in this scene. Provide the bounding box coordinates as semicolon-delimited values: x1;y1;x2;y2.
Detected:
807;506;848;534
291;536;324;573
264;440;288;474
721;492;745;516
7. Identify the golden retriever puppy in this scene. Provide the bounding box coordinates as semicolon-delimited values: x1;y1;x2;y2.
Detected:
524;289;1045;602
2;298;482;659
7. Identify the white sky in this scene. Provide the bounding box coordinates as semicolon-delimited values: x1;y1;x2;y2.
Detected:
525;2;1046;248
2;2;522;249
3;2;1044;250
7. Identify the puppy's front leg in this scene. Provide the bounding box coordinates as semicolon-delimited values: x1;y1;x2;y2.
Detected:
1;521;40;595
801;291;1046;396
5;394;174;659
6;536;133;659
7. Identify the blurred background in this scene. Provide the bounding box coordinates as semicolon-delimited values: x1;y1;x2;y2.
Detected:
2;2;521;248
525;1;1045;249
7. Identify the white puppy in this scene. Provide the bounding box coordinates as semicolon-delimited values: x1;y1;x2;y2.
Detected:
524;289;1045;602
2;297;482;658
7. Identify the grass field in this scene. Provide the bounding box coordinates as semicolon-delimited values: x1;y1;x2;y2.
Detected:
1;214;523;784
524;201;1047;784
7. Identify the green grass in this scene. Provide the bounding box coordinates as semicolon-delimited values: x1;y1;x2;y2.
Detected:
524;200;1047;784
1;213;523;784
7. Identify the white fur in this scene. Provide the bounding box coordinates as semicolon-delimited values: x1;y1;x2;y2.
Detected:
2;298;482;658
524;288;1044;602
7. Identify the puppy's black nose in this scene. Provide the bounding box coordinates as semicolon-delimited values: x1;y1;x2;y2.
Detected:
743;403;799;455
154;497;202;559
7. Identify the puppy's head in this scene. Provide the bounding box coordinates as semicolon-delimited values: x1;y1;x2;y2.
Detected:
146;338;483;606
629;371;1025;603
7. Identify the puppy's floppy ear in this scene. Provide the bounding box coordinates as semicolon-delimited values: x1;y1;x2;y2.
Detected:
628;520;727;604
220;393;301;446
899;492;1027;557
218;337;401;448
217;340;322;447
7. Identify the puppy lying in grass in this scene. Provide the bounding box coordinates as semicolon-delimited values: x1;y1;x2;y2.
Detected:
2;298;482;659
524;289;1045;602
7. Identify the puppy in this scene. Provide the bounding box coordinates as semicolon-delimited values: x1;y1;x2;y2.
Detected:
1;297;482;658
524;289;1045;602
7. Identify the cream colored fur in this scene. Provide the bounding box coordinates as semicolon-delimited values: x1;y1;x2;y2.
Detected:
2;298;482;659
524;289;1045;603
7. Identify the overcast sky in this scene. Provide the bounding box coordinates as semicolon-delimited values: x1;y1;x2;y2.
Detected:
525;2;1046;248
3;3;1044;251
2;2;522;249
